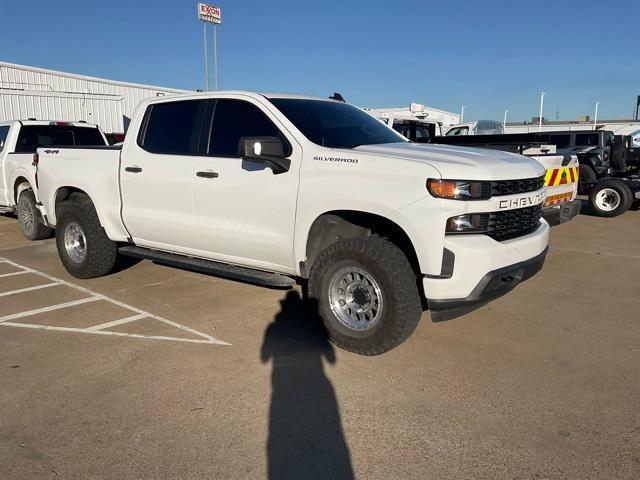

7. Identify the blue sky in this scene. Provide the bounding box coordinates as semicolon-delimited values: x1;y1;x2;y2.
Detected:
1;0;638;121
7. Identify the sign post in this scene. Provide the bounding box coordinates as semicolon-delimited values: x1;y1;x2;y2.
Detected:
197;3;221;90
203;22;209;91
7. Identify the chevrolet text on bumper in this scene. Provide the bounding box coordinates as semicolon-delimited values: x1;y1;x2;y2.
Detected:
34;91;550;356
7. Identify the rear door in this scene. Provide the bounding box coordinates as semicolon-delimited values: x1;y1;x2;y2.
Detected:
120;99;209;253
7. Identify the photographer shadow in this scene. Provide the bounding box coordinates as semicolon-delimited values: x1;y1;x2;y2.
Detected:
261;291;354;480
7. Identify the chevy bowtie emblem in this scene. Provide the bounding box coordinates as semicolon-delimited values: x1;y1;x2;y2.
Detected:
44;149;59;154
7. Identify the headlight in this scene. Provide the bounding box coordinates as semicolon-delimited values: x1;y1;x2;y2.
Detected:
446;213;490;233
427;179;491;200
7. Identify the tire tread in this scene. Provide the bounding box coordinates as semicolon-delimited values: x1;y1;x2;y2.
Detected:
55;196;117;278
308;236;422;355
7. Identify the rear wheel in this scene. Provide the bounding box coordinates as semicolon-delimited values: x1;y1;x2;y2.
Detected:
588;179;633;218
17;189;52;240
308;236;422;355
55;196;117;278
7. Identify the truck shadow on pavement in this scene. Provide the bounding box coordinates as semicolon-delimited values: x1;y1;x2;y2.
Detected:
261;291;354;480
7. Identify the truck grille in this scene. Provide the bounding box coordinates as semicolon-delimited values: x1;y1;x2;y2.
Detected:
487;176;546;197
485;204;543;241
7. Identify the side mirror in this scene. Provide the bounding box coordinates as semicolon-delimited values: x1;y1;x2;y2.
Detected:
237;136;290;174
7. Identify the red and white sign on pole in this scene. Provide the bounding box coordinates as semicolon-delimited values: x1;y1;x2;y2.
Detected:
198;3;221;24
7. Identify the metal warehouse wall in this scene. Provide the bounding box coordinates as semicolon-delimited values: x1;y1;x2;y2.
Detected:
0;61;190;133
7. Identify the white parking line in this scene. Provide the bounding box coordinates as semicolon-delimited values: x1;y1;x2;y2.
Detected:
0;257;230;346
0;297;100;322
87;313;148;332
0;282;59;297
0;270;30;279
0;321;222;344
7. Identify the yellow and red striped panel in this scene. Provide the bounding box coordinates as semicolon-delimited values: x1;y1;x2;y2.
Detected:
544;191;574;207
544;166;579;186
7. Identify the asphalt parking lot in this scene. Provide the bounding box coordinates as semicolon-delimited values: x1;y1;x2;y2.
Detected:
1;208;639;480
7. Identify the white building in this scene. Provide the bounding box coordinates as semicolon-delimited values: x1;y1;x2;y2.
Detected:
504;119;640;136
0;61;190;134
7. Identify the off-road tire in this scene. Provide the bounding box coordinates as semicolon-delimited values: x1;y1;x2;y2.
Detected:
55;196;117;278
308;236;422;356
17;189;52;240
588;179;633;218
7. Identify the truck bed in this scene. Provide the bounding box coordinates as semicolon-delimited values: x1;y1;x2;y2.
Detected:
36;146;130;241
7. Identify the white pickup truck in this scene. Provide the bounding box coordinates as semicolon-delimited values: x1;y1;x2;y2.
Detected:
35;92;549;355
0;120;107;239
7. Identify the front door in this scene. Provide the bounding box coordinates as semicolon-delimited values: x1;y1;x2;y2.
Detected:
192;98;300;272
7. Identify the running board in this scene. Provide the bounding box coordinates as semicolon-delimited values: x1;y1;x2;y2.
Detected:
118;246;296;288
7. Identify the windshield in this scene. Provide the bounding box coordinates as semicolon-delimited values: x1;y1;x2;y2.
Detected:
269;99;406;149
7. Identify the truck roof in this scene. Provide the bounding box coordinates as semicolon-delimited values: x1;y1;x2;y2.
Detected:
138;90;342;104
0;120;101;128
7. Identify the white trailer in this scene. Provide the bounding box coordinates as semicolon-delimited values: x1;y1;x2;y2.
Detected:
0;61;189;135
365;103;461;128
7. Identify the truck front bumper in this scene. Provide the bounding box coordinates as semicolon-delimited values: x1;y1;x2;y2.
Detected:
428;247;547;321
423;220;549;321
542;199;582;226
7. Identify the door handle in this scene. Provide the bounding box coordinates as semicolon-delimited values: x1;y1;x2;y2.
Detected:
196;170;219;178
125;166;142;173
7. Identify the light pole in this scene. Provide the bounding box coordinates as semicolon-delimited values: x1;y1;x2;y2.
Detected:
203;22;209;91
503;110;508;127
538;92;545;131
213;22;219;90
197;4;221;91
460;106;466;123
593;101;599;130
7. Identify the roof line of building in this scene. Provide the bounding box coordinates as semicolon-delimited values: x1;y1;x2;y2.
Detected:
0;61;191;93
364;105;459;116
506;119;640;126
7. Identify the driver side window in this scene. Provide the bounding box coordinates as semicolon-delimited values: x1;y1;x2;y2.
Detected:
208;100;290;157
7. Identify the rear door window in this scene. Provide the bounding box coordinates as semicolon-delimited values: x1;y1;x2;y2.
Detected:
15;125;106;153
415;125;431;142
575;133;599;146
139;100;208;155
0;126;9;152
446;126;469;136
392;124;411;139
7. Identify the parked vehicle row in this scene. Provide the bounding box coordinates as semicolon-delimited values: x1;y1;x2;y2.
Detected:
383;112;639;218
6;93;636;355
377;118;582;225
0;120;108;239
535;130;640;217
26;91;550;355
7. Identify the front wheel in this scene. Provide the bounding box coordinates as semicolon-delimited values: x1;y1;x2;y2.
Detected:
17;189;52;240
308;236;422;356
588;180;633;218
55;198;118;278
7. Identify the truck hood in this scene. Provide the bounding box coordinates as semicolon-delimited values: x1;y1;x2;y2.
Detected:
353;142;545;180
